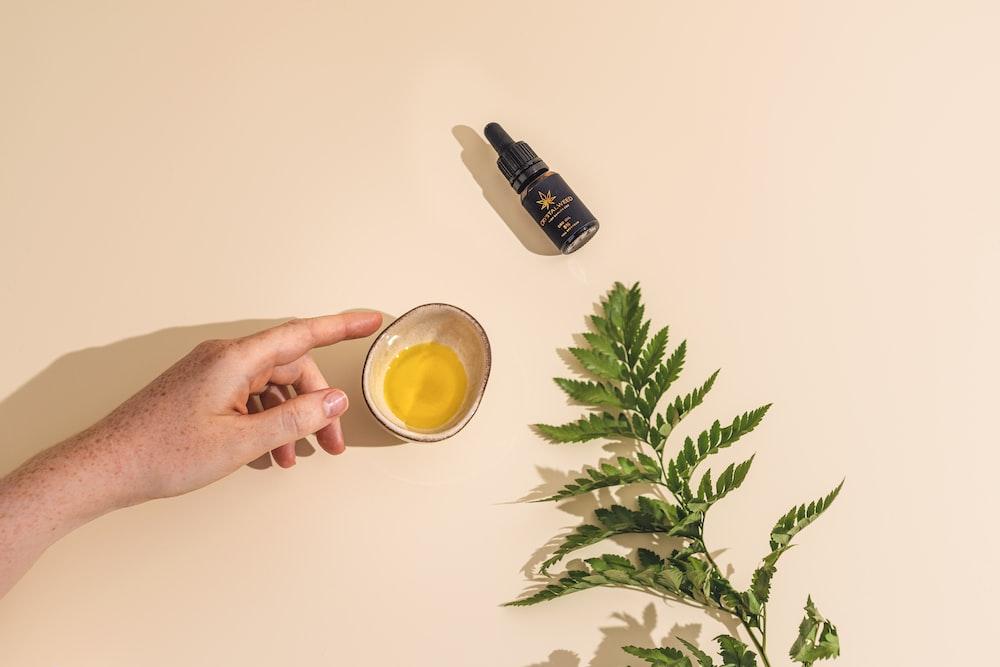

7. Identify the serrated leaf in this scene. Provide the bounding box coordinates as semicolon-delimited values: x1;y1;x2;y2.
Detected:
538;455;662;502
750;564;776;604
622;284;646;361
681;557;711;601
715;635;757;667
540;497;689;571
637;547;665;568
628;319;651;369
623;645;693;667
642;340;687;422
663;370;720;427
789;596;840;665
553;377;625;408
635;325;669;386
602;281;632;335
691;456;755;510
538;525;609;574
676;639;715;667
503;569;603;606
569;346;625;381
582;330;616;357
738;482;843;615
769;480;844;551
590;314;612;338
535;412;633;443
509;549;696;607
594;553;633;570
665;406;771;497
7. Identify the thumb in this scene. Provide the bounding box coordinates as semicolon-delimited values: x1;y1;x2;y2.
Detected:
245;388;348;454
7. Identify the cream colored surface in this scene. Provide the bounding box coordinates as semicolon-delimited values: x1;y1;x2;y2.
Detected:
1;2;997;665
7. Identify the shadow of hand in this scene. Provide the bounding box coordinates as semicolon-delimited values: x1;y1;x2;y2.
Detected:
0;314;403;477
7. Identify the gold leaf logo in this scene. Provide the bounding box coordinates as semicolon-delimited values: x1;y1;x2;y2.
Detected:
536;190;556;210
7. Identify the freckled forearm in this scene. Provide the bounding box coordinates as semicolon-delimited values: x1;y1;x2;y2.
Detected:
0;434;125;597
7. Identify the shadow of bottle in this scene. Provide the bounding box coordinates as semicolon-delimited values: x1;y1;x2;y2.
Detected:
0;313;403;477
452;124;560;256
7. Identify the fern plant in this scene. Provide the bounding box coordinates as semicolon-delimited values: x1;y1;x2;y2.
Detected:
507;282;842;667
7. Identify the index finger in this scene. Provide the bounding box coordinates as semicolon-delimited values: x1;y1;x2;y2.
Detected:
239;311;382;367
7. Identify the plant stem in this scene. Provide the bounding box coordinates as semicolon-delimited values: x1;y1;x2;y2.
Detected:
636;416;773;665
741;618;771;667
703;545;772;666
762;607;768;652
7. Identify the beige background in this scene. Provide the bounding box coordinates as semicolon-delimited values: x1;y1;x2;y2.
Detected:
1;1;998;665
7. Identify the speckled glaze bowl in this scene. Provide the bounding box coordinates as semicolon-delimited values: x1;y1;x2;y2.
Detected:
361;303;491;443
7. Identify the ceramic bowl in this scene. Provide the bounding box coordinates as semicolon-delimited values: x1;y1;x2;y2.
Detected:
361;303;491;442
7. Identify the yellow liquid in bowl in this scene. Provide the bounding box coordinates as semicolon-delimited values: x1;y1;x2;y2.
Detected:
383;342;469;431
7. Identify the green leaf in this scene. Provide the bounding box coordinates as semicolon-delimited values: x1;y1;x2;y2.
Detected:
657;340;687;392
789;596;840;665
742;481;842;610
535;412;633;443
635;325;669;385
569;346;625;381
538;454;662;502
665;405;771;498
749;564;776;604
744;544;794;607
689;457;755;511
602;282;627;324
637;547;665;568
601;282;642;348
582;330;616;357
770;480;844;551
677;639;715;667
590;314;612;338
715;635;757;667
540;496;693;571
596;282;647;369
664;370;720;427
538;524;609;574
503;569;605;606
623;284;645;350
623;645;693;667
553;377;625;408
508;550;693;607
628;319;651;368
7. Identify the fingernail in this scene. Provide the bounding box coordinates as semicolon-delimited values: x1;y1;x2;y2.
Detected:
323;390;348;417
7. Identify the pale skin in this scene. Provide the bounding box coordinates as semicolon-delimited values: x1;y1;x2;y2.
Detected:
0;311;383;598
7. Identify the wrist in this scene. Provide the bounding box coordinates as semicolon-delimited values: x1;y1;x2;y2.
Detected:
0;435;123;548
0;431;139;597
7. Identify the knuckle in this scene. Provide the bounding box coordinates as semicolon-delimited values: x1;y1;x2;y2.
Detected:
216;340;243;363
193;338;242;365
193;338;224;355
281;403;310;436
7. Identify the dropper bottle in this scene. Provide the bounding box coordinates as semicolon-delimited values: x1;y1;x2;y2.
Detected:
484;122;600;254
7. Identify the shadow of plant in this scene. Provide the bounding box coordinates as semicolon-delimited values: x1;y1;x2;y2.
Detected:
522;604;709;667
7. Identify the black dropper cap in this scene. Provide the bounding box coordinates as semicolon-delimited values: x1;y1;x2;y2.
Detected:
484;122;549;193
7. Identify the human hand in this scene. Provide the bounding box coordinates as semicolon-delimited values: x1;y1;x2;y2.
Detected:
100;311;384;503
0;311;382;595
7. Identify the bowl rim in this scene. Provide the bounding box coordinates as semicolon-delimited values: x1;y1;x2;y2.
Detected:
360;302;492;443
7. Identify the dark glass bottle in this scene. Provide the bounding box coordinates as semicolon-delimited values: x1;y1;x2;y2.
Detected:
484;122;599;254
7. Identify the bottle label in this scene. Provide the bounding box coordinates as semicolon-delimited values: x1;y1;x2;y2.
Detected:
522;173;596;248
